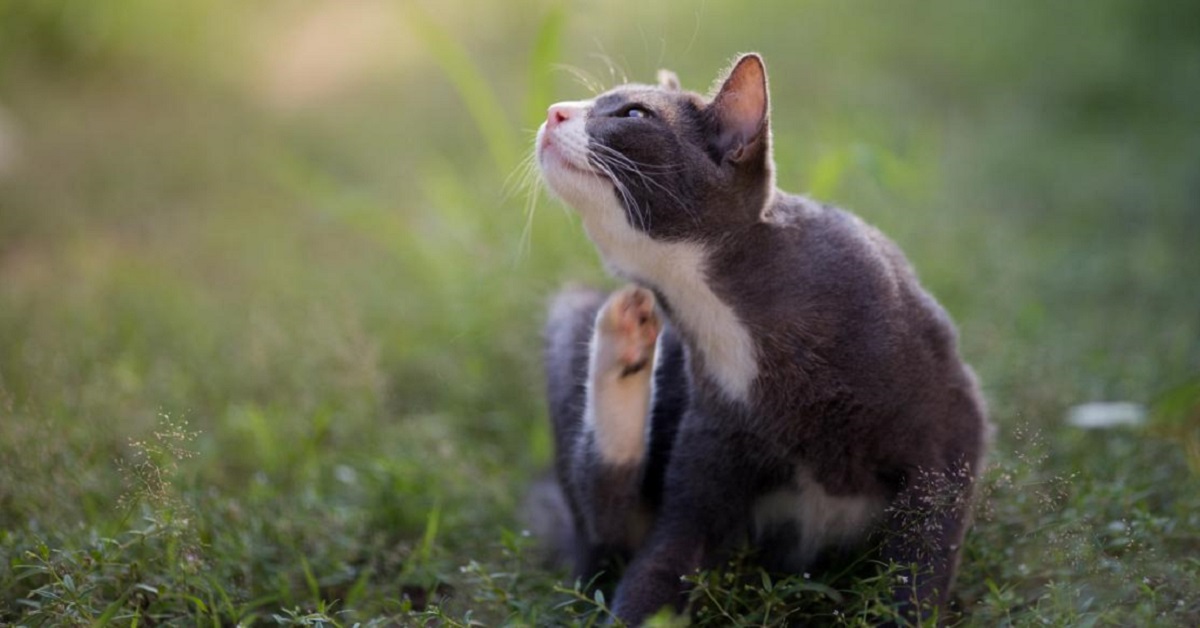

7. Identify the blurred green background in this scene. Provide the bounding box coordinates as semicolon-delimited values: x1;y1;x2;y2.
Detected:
1;0;1197;625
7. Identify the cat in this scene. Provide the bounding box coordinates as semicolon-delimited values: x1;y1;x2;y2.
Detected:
535;53;992;625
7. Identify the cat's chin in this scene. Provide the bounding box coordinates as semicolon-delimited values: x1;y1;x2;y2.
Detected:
538;142;600;179
537;148;614;212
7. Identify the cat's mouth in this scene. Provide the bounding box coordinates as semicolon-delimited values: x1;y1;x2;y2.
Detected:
537;128;607;182
540;143;598;179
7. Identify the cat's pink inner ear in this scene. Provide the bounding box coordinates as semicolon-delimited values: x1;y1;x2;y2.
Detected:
714;54;768;150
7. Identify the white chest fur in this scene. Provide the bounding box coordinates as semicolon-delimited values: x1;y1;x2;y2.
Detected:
752;469;886;570
582;208;758;403
537;107;759;403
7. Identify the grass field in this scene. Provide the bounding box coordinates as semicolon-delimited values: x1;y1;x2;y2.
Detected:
1;1;1198;625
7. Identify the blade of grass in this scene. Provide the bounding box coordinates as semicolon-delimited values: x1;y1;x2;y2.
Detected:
95;585;135;625
345;567;372;609
300;555;320;601
400;3;519;174
417;500;442;565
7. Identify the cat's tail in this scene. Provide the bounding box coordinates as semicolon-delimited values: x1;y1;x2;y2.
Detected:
520;472;576;570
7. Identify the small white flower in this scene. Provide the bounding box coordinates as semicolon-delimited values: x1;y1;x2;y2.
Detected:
1066;401;1146;429
334;465;357;484
1143;577;1151;585
803;572;810;579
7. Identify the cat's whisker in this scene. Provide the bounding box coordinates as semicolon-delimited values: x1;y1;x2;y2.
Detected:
589;143;684;172
593;153;661;230
593;157;648;233
517;183;540;263
590;154;635;225
555;64;604;96
591;146;695;226
589;47;634;90
590;147;686;199
589;50;620;89
504;150;544;262
612;175;644;232
502;150;540;201
602;160;662;209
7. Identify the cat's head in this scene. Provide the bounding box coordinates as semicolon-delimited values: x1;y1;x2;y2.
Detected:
536;54;774;258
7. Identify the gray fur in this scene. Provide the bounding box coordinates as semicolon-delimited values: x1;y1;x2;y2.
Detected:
536;54;992;624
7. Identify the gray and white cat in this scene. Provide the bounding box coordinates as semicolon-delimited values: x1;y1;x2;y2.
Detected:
536;53;992;624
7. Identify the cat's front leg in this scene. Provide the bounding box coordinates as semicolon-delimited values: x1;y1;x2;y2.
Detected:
611;425;791;624
569;285;661;579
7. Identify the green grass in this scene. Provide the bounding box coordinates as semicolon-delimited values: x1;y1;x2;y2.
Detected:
1;0;1198;625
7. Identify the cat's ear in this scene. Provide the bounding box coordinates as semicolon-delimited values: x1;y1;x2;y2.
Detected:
710;53;769;163
657;69;681;90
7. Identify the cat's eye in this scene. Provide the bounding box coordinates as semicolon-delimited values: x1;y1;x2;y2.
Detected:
623;106;652;119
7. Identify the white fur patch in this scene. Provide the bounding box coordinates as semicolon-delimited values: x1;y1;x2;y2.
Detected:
752;469;885;570
584;355;654;465
537;102;759;403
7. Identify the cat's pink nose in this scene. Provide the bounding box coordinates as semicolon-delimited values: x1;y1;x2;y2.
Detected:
546;102;582;130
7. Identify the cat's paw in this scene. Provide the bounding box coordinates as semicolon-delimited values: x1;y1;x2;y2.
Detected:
594;285;660;378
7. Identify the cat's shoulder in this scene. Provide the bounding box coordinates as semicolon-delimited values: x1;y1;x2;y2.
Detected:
758;191;918;285
760;192;873;243
760;192;828;228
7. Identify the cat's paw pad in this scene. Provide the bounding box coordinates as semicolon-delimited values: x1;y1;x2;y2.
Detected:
596;285;660;377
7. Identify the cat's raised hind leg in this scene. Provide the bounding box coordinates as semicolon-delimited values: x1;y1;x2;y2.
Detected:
568;285;661;582
585;285;660;465
543;284;661;585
